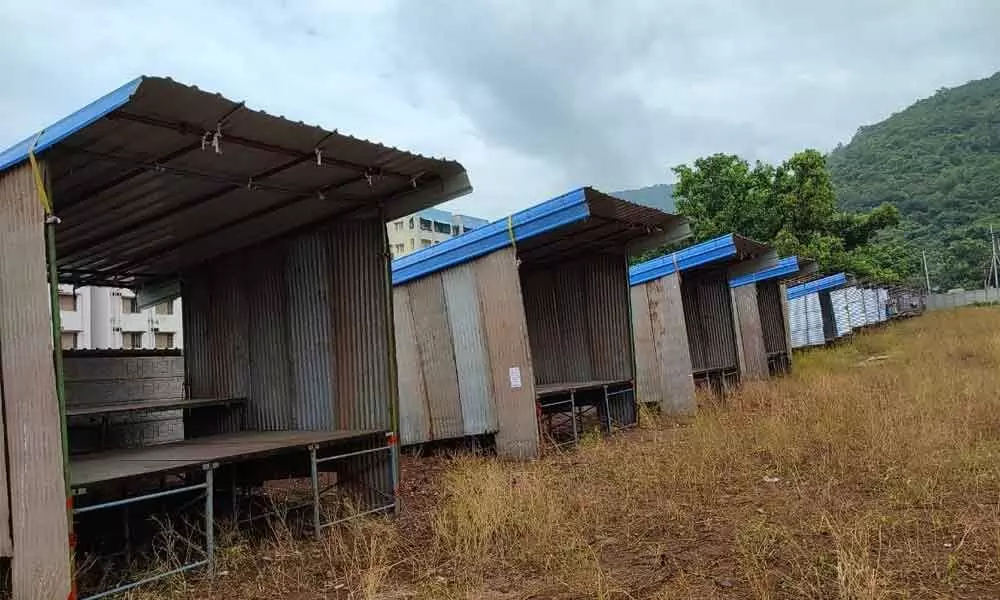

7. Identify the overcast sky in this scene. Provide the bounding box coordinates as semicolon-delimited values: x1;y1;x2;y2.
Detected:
1;1;998;219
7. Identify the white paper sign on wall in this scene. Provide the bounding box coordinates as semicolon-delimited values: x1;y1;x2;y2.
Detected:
509;366;522;389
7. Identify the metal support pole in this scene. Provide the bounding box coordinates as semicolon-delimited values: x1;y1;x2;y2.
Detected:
570;391;578;444
204;464;215;576
309;446;321;540
602;385;611;433
388;433;399;513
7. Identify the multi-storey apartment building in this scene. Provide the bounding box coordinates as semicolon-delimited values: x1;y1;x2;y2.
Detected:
57;285;183;350
386;207;489;258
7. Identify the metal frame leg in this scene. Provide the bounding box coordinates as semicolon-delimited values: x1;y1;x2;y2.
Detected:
204;463;215;576
570;391;578;444
309;445;321;540
602;385;611;433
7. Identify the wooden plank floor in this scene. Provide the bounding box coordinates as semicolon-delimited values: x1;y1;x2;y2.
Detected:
71;429;382;488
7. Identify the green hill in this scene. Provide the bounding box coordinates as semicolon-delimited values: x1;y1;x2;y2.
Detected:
828;71;1000;290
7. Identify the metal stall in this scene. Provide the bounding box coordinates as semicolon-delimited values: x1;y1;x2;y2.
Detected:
728;256;817;376
629;234;776;410
0;76;470;599
392;187;689;457
786;273;852;348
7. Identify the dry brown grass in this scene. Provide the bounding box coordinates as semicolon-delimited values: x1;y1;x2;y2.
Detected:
142;307;1000;599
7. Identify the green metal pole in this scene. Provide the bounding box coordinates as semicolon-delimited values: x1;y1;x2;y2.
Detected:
45;215;74;588
378;205;401;500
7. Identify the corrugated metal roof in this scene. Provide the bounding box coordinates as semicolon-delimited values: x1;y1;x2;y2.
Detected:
729;256;802;288
391;187;687;285
628;234;770;287
0;76;471;288
787;272;849;300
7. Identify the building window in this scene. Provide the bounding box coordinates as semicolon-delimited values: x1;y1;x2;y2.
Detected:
419;218;432;232
394;221;404;231
60;332;78;350
155;332;175;349
394;243;405;255
452;224;461;235
433;221;451;235
421;238;433;248
58;292;77;312
155;301;174;315
122;296;139;313
409;239;415;250
408;217;414;230
123;332;143;349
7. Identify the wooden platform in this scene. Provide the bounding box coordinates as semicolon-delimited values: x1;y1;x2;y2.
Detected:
534;379;628;397
66;396;246;417
70;430;381;488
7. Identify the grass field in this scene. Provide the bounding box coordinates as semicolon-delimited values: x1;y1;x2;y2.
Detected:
143;307;1000;599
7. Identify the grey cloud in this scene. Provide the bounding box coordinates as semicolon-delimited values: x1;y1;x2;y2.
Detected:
0;1;997;220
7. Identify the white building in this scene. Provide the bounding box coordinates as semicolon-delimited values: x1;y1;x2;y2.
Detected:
57;285;183;350
387;207;489;258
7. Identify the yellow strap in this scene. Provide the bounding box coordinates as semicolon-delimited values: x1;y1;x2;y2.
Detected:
28;131;53;215
506;214;516;246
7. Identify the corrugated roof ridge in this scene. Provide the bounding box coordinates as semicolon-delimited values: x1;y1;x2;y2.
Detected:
391;187;590;285
628;233;737;286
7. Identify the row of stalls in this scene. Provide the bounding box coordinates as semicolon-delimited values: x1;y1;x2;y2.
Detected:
0;76;473;599
0;75;925;598
786;273;926;348
391;187;690;456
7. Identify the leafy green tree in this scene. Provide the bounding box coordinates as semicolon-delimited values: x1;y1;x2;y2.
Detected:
670;149;905;281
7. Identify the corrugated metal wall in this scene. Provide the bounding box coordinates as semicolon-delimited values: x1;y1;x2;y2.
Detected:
0;163;71;597
521;255;633;385
474;248;537;458
830;289;852;337
630;273;695;413
757;281;788;355
680;269;739;373
731;284;768;380
183;217;392;435
395;250;528;450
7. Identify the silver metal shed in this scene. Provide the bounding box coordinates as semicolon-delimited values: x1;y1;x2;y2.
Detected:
728;256;817;377
391;187;689;458
629;234;776;412
0;76;470;599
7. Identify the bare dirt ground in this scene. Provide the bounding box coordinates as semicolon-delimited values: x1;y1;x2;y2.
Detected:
130;307;1000;599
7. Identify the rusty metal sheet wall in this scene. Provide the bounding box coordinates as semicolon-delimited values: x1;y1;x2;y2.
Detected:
327;218;393;432
584;255;632;381
645;274;695;413
286;232;335;430
183;255;248;437
442;265;497;436
757;280;789;355
520;268;570;383
184;217;393;439
630;284;659;406
731;284;768;380
245;246;293;430
521;255;631;386
473;248;539;458
393;286;431;445
0;163;70;595
407;274;464;441
681;270;738;373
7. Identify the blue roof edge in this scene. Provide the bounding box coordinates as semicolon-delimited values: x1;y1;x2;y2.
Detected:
0;76;145;174
628;234;736;287
391;187;591;285
729;256;800;288
787;272;849;300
